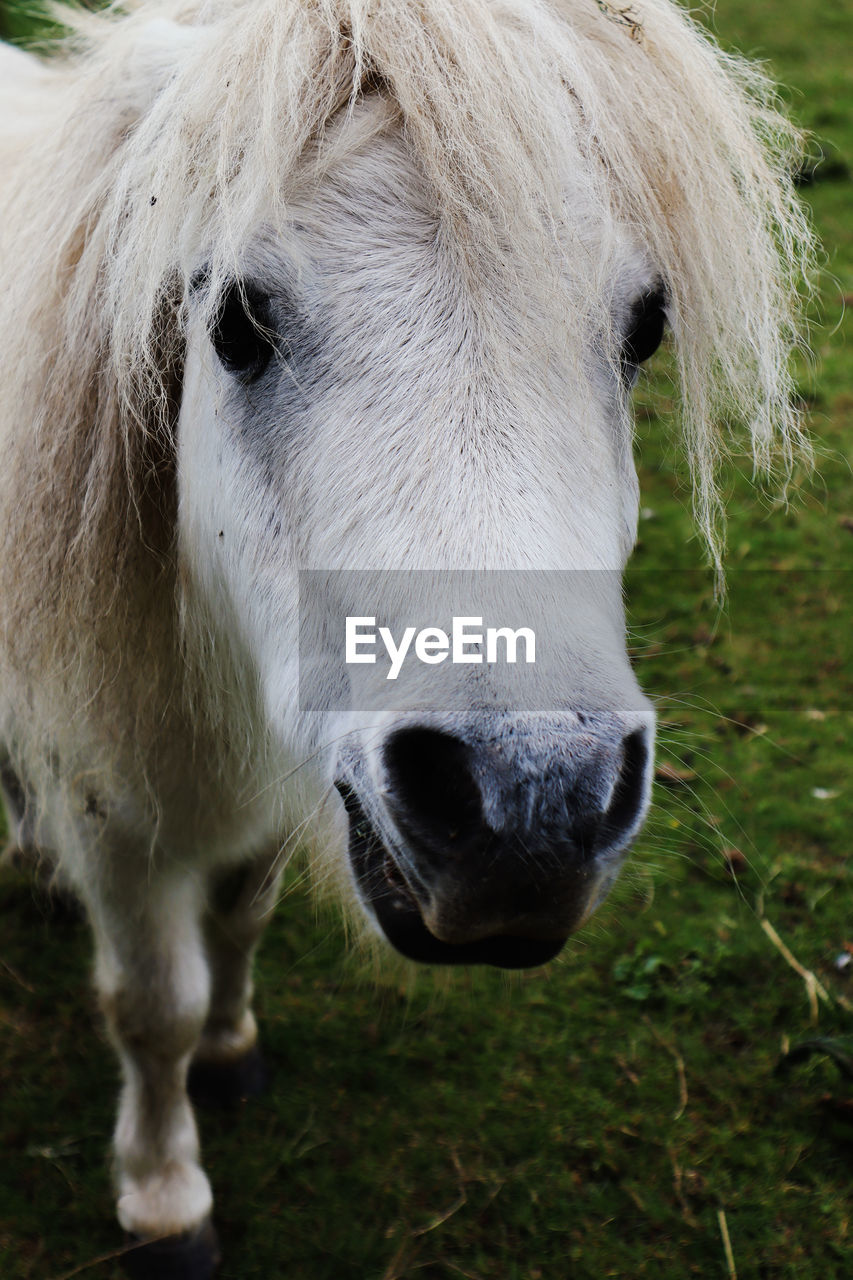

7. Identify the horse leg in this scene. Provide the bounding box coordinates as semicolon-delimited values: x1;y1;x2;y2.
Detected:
86;865;219;1276
188;847;284;1107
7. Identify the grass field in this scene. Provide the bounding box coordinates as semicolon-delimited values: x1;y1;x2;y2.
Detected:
0;2;851;1278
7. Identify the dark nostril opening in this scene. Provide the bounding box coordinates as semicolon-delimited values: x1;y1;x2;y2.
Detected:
383;727;483;843
601;729;650;845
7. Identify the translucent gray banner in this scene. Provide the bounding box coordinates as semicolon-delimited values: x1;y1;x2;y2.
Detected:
300;568;638;714
297;568;851;713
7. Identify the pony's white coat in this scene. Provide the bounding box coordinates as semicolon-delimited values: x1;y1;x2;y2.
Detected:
0;0;813;1252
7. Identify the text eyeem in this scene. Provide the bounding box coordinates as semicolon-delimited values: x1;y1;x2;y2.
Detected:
345;616;536;681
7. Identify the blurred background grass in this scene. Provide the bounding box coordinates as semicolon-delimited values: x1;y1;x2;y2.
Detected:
0;2;851;1277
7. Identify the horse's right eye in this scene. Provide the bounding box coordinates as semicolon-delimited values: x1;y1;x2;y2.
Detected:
210;281;275;382
621;287;668;372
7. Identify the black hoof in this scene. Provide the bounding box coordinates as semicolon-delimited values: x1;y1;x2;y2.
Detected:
121;1219;221;1280
188;1044;269;1109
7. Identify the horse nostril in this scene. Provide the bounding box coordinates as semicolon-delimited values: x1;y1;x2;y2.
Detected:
382;722;651;869
383;727;483;846
599;729;650;848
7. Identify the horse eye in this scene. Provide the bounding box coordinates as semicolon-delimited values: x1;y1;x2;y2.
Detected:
210;280;275;381
622;288;667;371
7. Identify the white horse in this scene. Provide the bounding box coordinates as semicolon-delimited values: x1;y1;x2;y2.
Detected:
0;1;813;1274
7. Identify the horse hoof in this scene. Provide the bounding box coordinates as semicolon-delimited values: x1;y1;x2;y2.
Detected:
187;1044;269;1108
121;1219;221;1279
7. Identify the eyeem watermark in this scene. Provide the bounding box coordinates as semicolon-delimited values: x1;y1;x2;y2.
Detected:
346;616;536;681
297;569;610;711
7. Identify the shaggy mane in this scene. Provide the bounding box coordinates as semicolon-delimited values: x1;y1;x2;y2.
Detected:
2;0;815;605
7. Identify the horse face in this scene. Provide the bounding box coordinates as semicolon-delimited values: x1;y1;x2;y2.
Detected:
178;111;658;966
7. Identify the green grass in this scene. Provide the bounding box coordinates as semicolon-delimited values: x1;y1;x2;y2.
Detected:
1;2;851;1278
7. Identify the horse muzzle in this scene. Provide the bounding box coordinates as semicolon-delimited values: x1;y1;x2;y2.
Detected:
336;714;653;968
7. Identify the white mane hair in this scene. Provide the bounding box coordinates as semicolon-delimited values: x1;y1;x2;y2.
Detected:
0;0;814;684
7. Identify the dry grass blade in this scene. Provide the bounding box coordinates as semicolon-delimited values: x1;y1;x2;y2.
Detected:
717;1208;738;1280
760;917;832;1023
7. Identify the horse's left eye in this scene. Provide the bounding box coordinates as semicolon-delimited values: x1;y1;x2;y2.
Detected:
210;280;275;382
622;288;667;371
